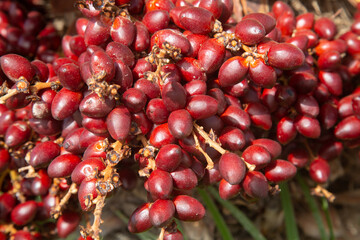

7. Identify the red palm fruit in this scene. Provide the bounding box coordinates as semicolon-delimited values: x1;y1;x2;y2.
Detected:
264;159;297;182
219;152;246;185
173;195;205;221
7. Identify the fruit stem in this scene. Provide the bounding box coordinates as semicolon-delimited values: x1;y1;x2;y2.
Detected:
9;170;25;203
193;122;226;155
240;0;248;15
302;138;316;160
51;182;78;219
192;131;214;170
193;123;256;171
241;44;265;59
138;135;149;148
18;165;39;178
90;195;106;240
0;89;17;104
158;227;165;240
0;81;60;104
311;185;335;202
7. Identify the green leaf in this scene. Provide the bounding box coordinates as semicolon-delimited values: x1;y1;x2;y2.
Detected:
297;175;328;240
279;182;300;240
198;188;234;240
321;197;334;240
208;187;267;240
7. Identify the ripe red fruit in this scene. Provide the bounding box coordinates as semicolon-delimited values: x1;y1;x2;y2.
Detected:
128;203;152;233
170;166;198;190
219;179;241;200
242;171;268;199
242;13;276;34
314;17;337;40
155;144;183;172
106;106;132;141
218;56;249;87
242;145;271;170
235;18;266;45
57;211;81;238
186;95;218;120
267;43;305;70
173;195;205;221
51;88;83;120
11;201;37;226
335;115;360;140
179;7;215;35
149;123;176;148
219;152;246;185
309;158;330;183
71;157;106;185
218;126;246;151
198;38;225;74
149;199;175;227
168;109;193;139
264;159;297;182
148;169;173;199
1;54;35;82
47;154;81;178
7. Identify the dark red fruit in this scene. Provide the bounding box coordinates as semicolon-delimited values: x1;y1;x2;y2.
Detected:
235;18;266;45
155;144;183;172
309;158;330;183
218;56;248;87
242;171;268;199
186;95;218;120
179;7;215;35
173;195;205;221
219;178;241;200
267;43;305;70
107;106;131;141
168;109;193;139
11;201;37;226
149;199;175;227
128;203;152;233
219;152;246;185
47;154;81;178
148;169;173;199
264;159;297;182
57;211;81;238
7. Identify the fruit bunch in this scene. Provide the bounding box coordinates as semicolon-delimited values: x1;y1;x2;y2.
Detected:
0;0;360;239
0;0;61;62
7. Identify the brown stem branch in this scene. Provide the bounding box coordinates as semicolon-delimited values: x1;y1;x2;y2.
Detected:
193;123;255;171
312;185;335;202
240;0;248;15
303;138;315;160
18;165;39;178
0;89;17;104
192;131;214;170
51;183;78;219
90;195;106;240
138;135;149;147
193;123;226;155
0;81;59;104
9;170;25;203
158;227;166;240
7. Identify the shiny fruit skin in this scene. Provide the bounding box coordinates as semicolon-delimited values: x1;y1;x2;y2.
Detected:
47;154;81;178
11;201;37;226
173;195;205;221
267;43;305;70
106;106;132;141
219;152;246;185
264;159;297;182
